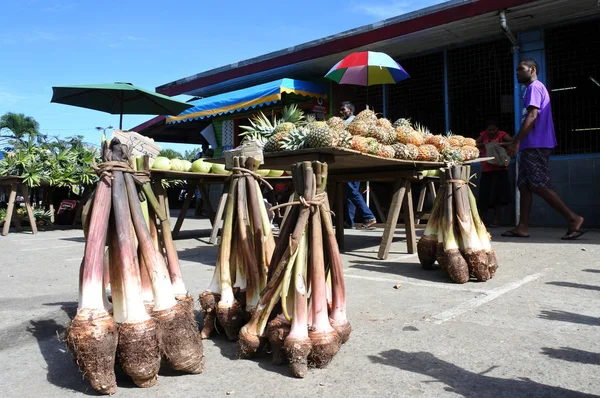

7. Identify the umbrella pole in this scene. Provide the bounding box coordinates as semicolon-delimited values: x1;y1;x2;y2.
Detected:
119;93;124;130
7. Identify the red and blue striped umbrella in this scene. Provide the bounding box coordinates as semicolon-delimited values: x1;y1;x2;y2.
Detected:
325;51;410;86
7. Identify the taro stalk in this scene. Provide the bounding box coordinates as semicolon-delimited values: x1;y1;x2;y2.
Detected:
65;174;118;395
307;163;341;368
417;178;445;270
442;168;469;284
125;173;204;374
451;165;488;281
216;162;245;341
239;163;311;359
468;185;498;278
235;158;261;312
317;162;351;344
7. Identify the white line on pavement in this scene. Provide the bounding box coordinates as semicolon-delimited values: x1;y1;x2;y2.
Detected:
344;273;489;293
21;244;82;252
428;269;550;324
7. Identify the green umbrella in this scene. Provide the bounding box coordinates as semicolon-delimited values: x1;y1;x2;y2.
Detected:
51;82;194;129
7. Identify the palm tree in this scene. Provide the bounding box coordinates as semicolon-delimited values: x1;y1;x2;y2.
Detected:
0;112;40;146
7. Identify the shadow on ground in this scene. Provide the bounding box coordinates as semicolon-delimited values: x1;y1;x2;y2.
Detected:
348;259;455;284
368;349;597;397
582;269;600;274
546;281;600;292
538;310;600;326
541;347;600;366
27;318;98;395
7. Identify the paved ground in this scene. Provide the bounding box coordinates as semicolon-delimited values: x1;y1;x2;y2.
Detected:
0;216;599;397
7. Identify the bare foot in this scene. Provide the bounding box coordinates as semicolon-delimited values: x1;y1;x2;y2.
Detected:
569;216;584;233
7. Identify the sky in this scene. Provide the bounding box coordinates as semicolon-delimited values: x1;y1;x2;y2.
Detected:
0;0;446;153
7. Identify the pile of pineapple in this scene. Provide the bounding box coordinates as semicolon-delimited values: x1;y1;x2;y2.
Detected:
240;105;479;163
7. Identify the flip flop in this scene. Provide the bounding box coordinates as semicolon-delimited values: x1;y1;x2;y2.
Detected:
357;220;377;230
561;230;586;240
501;230;529;238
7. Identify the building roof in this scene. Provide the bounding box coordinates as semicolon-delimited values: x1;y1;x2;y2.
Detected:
156;0;599;98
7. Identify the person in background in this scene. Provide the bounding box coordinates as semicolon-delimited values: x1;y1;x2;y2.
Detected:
341;101;377;230
503;58;584;239
476;120;513;227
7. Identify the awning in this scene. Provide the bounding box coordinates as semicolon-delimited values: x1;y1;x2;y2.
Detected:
166;78;328;124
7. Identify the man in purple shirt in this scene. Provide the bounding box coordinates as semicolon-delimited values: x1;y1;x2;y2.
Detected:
503;58;584;240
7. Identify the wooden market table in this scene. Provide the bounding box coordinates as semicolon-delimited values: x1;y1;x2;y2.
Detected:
251;148;489;259
0;176;38;236
149;169;292;241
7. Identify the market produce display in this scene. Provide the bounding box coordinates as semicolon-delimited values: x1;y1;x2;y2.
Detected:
65;138;203;395
417;165;498;284
240;105;480;163
200;158;350;378
151;155;285;177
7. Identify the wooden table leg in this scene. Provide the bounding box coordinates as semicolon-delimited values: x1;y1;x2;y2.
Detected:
22;185;37;234
335;182;345;251
209;182;229;244
402;182;416;254
199;183;215;223
377;179;409;260
428;181;437;200
415;183;427;225
172;187;194;240
2;184;17;236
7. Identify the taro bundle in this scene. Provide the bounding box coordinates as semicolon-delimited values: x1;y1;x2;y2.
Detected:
199;156;276;340
417;165;498;284
65;138;204;395
237;161;351;378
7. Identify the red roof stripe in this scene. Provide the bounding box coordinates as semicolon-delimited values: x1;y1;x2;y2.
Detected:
158;0;536;97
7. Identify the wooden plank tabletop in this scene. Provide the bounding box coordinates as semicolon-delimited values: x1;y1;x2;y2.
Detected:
211;148;492;175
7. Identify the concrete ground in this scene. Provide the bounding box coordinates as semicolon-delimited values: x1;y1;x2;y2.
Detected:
0;216;599;397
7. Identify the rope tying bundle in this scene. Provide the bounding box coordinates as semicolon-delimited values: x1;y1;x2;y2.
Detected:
447;178;476;188
228;166;274;191
93;161;150;183
270;192;334;217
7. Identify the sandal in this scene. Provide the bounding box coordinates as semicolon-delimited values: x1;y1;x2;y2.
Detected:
357;220;377;230
501;230;529;238
561;230;586;240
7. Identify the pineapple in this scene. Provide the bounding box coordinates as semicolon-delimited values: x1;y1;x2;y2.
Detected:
272;121;295;135
277;103;305;125
377;118;393;130
338;130;352;149
377;145;396;159
386;128;399;145
440;147;464;163
460;145;480;161
366;125;387;143
446;132;465;147
239;111;275;143
355;109;378;126
327;116;346;132
392;118;411;129
414;123;433;144
405;144;419;160
464;137;477;147
306;123;337;148
396;126;424;146
365;138;382;155
348;119;369;136
263;132;289;152
281;126;309;151
426;134;449;151
351;136;369;152
417;144;440;162
392;143;410;160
